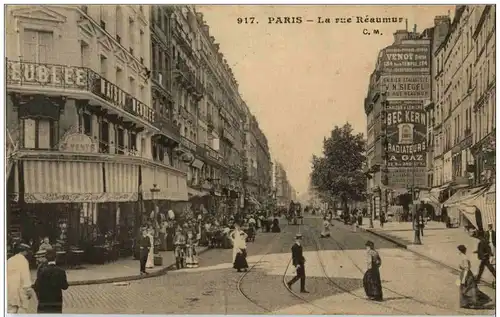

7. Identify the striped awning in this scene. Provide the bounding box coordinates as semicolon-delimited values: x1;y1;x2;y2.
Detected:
456;184;496;230
141;165;188;201
188;187;209;198
104;162;139;202
444;186;486;207
23;160;104;203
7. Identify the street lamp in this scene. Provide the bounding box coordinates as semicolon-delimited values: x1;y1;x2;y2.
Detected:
150;184;161;262
372;186;381;228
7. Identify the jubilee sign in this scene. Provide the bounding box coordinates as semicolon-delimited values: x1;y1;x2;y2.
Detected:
385;100;427;168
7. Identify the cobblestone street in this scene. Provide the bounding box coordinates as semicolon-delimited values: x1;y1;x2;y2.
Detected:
21;217;495;314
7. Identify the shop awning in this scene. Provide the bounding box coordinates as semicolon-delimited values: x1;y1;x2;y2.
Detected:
141;165;188;201
188;187;209;198
415;190;440;210
443;186;486;208
103;162;139;202
248;196;261;207
23;160;104;203
455;184;495;230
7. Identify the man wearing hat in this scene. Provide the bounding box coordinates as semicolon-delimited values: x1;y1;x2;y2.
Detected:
286;233;309;293
7;243;33;313
33;248;69;313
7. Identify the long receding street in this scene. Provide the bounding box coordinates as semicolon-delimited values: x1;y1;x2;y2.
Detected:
49;216;495;315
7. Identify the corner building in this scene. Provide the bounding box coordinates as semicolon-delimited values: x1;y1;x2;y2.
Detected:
364;22;447;217
6;5;189;253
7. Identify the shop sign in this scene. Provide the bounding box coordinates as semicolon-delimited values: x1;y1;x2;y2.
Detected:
92;76;155;124
381;75;430;99
59;133;98;153
387;167;427;188
385;100;427;168
380;45;430;74
7;60;88;89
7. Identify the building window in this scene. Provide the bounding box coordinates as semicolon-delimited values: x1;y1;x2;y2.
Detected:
80;41;89;68
22;118;54;149
100;55;108;77
81;112;92;136
22;30;53;63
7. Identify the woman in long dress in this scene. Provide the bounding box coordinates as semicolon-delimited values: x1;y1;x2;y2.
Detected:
320;217;331;238
230;224;249;272
363;240;383;301
146;228;155;269
457;244;491;309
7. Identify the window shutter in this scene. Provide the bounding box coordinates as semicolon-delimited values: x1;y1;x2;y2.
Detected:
37;120;51;149
23;119;36;148
37;32;53;64
22;30;37;63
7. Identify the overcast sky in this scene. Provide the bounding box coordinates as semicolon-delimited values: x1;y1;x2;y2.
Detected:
197;5;455;195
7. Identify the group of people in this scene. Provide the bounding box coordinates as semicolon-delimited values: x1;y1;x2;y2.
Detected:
8;242;69;314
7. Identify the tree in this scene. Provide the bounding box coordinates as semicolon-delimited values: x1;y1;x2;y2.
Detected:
310;123;366;212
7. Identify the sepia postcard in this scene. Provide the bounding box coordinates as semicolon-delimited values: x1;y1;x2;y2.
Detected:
4;3;496;315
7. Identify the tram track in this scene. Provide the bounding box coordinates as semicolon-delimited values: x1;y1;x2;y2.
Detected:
236;223;291;313
313;220;477;315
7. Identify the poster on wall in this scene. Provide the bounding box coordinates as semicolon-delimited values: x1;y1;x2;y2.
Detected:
385;100;427;168
381;75;431;99
379;44;431;74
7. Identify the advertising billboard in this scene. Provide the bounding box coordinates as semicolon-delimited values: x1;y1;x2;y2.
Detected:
385;100;427;168
381;75;431;100
387;167;427;188
380;45;430;74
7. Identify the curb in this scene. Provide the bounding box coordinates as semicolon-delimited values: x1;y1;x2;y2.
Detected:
68;246;211;286
354;223;495;289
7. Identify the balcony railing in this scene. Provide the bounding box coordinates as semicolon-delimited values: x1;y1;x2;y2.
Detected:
180;136;197;152
154;115;180;140
204;144;218;160
173;59;203;99
6;59;156;125
221;127;236;144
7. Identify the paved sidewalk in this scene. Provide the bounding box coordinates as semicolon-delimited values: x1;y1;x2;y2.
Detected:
358;218;495;285
31;246;209;286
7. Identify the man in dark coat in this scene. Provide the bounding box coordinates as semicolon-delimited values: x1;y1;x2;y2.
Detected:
475;231;496;283
486;223;496;252
33;248;68;313
139;229;151;274
286;233;309;293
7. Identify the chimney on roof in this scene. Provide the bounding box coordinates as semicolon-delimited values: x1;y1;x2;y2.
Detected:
413;24;417;33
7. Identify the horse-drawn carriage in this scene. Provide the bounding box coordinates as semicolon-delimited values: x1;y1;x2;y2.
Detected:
287;202;304;225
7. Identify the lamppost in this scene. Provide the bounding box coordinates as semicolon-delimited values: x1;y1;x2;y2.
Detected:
372;186;381;228
407;185;422;244
150;184;161;262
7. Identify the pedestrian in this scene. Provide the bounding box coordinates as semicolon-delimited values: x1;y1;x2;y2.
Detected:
413;205;423;245
139;229;151;274
271;216;281;233
320;216;331;238
351;212;358;232
474;231;496;283
33;248;69;313
379;212;385;229
457;244;491;309
174;226;187;269
230;223;249;272
7;243;33;313
286;233;309;293
486;223;496;257
363;240;383;301
146;227;155;269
